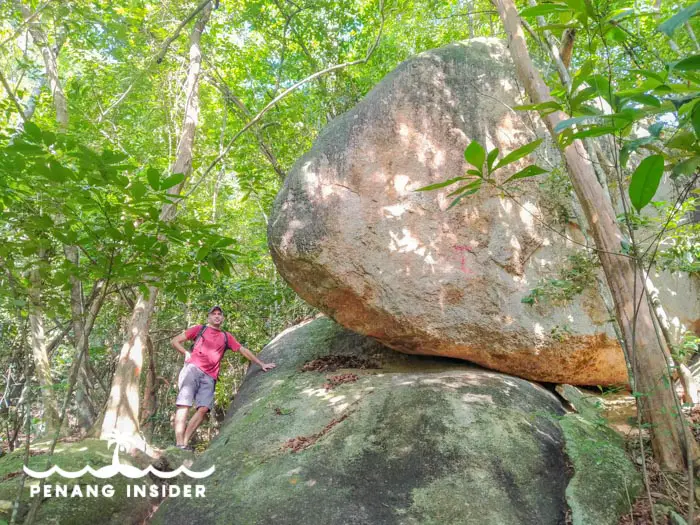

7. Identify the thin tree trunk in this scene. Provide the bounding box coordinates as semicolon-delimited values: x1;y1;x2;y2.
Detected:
528;0;571;88
140;336;157;441
27;249;60;435
100;3;212;440
63;245;97;431
17;1;68;130
212;93;227;220
468;2;475;38
493;0;698;471
211;77;286;180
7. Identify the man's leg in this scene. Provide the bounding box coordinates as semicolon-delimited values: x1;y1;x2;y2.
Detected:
174;405;190;446
183;407;209;446
174;364;196;446
183;371;215;446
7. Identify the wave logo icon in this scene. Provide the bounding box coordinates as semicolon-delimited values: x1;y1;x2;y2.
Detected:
23;433;215;480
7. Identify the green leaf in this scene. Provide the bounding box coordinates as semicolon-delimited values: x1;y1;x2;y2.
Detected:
200;266;213;283
629;155;664;212
447;181;482;209
620;239;631;255
667;131;697;151
658;1;700;37
671;156;700;178
467;169;483;177
562;0;585;14
23;122;42;142
608;8;634;21
49;159;74;181
447;179;483;197
160;173;185;191
494;139;543;170
589;74;613;104
146;168;160;190
630;69;666;84
101;150;128;164
519;3;571;17
554;116;598;133
571;60;594;93
487;148;500;172
464;141;486;171
42;130;56;146
624;94;661;107
513;101;562;114
570;126;617;140
415;177;468;191
570;86;599;109
534;23;577;31
620;136;656;167
11;139;44;155
131;181;147;200
693;103;700;139
504;165;548;183
673;55;700;72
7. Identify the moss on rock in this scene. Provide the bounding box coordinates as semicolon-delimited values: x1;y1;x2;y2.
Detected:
153;318;638;525
0;439;161;524
561;414;641;525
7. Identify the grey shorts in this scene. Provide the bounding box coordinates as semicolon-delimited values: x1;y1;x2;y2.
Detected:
176;363;216;410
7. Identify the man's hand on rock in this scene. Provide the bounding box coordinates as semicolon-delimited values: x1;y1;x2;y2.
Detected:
261;363;276;372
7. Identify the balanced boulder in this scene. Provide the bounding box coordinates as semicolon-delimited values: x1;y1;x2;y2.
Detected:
270;38;637;385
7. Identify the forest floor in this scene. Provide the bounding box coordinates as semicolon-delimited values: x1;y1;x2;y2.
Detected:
611;399;700;525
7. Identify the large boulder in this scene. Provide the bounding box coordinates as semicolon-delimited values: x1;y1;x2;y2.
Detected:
268;38;699;385
153;317;639;525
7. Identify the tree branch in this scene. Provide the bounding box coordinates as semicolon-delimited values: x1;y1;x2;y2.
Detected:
99;0;215;122
0;1;50;50
0;69;26;122
155;0;213;64
183;0;386;199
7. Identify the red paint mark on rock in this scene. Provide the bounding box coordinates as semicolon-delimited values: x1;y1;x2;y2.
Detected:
453;245;475;275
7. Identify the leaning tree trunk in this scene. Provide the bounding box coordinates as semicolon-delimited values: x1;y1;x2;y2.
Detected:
100;3;212;440
492;0;698;471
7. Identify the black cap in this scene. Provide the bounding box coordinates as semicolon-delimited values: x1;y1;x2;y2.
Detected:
208;305;224;315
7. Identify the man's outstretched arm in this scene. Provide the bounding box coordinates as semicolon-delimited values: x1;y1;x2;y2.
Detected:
239;347;276;372
171;331;191;361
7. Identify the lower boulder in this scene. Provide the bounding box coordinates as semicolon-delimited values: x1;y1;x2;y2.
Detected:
153;317;639;525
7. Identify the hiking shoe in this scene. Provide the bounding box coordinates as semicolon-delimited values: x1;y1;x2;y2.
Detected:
176;445;194;451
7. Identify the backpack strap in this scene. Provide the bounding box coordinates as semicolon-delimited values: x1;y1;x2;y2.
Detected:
195;325;231;352
193;325;207;349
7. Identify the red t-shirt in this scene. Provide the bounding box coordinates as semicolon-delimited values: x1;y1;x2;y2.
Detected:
185;325;241;380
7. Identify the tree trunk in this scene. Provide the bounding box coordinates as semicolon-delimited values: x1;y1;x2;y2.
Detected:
27;251;60;435
140;336;158;441
100;292;158;440
492;0;698;471
100;3;212;440
21;2;91;436
17;1;68;130
63;245;99;431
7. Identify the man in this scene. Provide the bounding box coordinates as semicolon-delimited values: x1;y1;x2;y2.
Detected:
171;306;276;450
